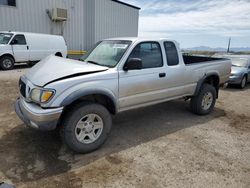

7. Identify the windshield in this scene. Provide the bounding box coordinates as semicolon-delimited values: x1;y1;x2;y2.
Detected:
81;40;132;68
0;33;13;44
231;57;248;68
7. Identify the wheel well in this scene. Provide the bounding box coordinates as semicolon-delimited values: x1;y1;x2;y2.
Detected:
0;54;15;62
63;94;116;115
55;52;62;57
204;75;220;97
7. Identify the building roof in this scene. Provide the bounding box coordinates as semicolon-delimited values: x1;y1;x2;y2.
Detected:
111;0;141;10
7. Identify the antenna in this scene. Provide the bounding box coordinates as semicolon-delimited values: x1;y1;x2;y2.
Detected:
227;37;231;53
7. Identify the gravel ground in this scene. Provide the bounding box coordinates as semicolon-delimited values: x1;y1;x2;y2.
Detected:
0;68;249;188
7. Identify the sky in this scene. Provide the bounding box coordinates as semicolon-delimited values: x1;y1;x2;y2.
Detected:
123;0;250;48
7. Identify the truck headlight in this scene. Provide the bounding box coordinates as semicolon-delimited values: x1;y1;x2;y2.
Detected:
30;88;55;103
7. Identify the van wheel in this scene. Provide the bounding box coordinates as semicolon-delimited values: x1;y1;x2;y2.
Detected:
60;102;112;153
190;84;216;115
0;56;15;70
55;52;62;57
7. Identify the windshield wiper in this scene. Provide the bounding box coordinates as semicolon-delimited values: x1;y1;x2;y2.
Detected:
87;60;102;66
86;60;112;68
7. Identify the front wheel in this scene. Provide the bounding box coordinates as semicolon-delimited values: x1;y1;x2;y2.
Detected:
0;56;15;70
190;84;216;115
60;102;112;153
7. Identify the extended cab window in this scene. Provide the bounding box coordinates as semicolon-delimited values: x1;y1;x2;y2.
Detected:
128;42;163;69
164;42;179;66
11;34;26;45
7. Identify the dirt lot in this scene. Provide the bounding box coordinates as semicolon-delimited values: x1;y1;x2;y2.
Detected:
0;68;249;188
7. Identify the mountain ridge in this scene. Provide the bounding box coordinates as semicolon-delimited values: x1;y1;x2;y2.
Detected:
184;46;250;52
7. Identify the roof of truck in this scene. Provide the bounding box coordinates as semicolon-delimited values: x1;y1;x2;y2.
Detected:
104;37;177;43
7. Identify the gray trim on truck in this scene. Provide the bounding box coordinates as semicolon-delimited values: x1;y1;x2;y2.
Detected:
60;88;118;113
194;73;220;98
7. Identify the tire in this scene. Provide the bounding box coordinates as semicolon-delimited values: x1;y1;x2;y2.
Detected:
60;102;112;153
190;84;216;115
240;76;247;89
55;52;62;57
0;56;15;70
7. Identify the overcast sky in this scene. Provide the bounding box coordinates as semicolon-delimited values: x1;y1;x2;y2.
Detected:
124;0;250;48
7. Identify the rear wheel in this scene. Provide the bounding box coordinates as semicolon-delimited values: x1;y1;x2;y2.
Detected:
190;84;216;115
60;102;112;153
0;56;15;70
240;76;247;89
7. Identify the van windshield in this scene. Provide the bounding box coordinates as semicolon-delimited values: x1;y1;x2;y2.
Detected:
0;33;13;44
81;40;132;68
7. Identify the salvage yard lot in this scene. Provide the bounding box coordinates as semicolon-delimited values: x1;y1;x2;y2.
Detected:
0;68;250;188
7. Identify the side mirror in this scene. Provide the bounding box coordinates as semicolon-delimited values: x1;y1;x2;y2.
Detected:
124;58;142;71
10;39;18;45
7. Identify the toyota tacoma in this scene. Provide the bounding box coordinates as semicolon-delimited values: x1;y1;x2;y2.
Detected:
15;38;231;153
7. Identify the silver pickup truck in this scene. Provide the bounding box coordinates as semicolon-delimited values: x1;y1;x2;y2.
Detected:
15;38;231;153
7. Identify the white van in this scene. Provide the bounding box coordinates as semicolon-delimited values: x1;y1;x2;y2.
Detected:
0;31;67;70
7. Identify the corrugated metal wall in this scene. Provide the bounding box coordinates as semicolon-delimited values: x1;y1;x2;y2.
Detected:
0;0;139;51
94;0;139;42
83;0;96;51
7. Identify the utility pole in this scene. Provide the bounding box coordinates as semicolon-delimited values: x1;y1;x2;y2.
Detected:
227;37;231;53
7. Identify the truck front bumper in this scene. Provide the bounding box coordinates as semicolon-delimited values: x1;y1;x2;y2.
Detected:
15;98;63;131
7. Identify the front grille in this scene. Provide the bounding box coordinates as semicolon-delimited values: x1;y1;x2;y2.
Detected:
19;79;26;98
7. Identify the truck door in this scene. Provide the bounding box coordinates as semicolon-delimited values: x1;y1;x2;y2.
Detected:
10;34;29;62
118;41;167;110
161;41;188;97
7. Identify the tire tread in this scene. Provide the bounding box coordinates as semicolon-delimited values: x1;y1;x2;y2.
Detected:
190;84;216;115
60;101;112;153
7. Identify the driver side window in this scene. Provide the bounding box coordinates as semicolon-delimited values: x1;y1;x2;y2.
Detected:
128;42;163;69
11;34;26;45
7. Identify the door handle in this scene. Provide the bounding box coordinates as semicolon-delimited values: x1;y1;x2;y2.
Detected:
27;46;29;50
159;73;166;78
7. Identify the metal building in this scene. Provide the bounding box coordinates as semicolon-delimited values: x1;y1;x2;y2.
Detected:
0;0;140;53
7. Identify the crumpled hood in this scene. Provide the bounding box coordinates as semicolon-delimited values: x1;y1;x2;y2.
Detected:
25;55;108;86
231;66;246;75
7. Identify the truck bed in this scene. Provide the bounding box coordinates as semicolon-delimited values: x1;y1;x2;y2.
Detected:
183;55;226;65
